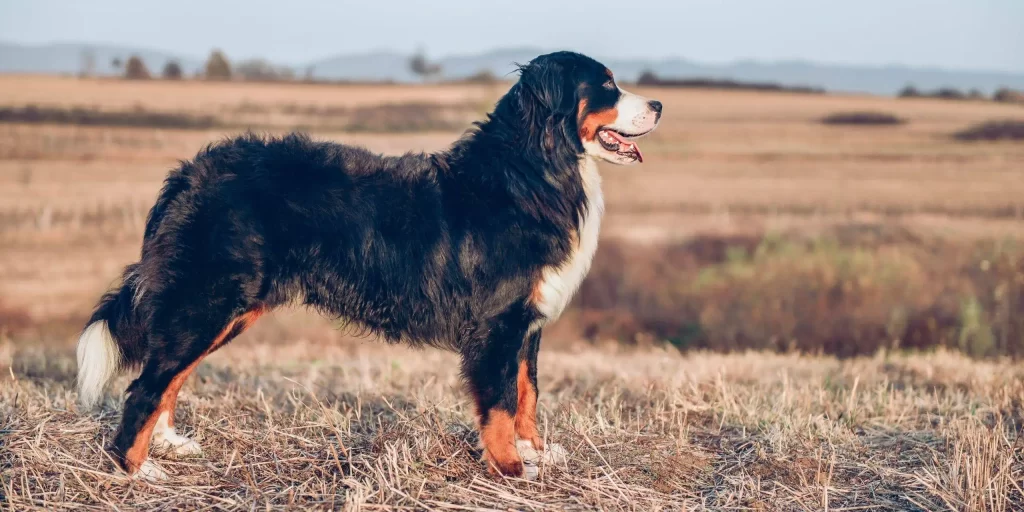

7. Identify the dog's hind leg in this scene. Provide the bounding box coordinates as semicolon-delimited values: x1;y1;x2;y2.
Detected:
109;301;265;480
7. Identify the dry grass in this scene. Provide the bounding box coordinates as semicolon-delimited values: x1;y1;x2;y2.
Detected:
2;76;1024;233
0;102;480;133
3;76;1024;510
0;75;502;112
2;338;1022;510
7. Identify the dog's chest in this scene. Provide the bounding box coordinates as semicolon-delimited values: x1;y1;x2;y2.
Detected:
531;158;604;327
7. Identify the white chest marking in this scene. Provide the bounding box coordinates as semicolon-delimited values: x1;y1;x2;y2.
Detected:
532;157;604;328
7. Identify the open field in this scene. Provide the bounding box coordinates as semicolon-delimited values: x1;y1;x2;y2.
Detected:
1;75;1023;509
4;339;1023;510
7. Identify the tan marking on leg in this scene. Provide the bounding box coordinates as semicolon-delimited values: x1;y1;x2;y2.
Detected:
123;306;265;474
123;357;202;473
515;361;543;450
480;409;523;477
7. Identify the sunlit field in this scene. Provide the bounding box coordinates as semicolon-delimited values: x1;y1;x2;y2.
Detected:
2;75;1022;509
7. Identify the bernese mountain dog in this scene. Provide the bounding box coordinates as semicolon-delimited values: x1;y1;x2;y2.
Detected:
75;51;662;480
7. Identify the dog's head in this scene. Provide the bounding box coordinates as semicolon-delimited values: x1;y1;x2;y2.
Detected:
515;51;662;166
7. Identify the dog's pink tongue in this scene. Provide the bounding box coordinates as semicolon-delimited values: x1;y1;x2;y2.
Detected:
605;130;643;162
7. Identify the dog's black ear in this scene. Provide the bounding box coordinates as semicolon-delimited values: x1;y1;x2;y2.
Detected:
515;58;583;165
517;59;578;116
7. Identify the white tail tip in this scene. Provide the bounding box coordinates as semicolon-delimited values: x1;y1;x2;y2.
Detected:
76;321;121;409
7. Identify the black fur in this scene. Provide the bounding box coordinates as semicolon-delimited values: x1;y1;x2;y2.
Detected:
86;51;629;476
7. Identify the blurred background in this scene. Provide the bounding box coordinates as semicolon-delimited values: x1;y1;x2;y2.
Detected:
1;0;1023;357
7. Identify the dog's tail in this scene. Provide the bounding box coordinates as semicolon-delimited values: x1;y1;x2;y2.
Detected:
77;166;191;408
76;265;147;409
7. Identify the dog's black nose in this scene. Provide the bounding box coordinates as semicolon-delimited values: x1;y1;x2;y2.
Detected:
647;100;663;115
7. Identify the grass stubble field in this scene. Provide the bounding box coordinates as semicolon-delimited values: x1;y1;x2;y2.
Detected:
1;75;1023;510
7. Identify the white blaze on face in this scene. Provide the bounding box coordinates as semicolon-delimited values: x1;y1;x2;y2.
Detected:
582;88;661;165
611;89;660;134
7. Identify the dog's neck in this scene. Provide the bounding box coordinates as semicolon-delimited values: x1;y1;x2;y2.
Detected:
445;84;590;213
445;120;589;240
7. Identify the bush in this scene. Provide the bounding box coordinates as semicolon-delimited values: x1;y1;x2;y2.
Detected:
162;60;183;80
635;70;824;94
572;228;1024;358
898;85;921;98
953;119;1024;141
994;88;1024;104
124;55;151;80
236;59;295;82
933;87;967;100
898;85;983;101
205;49;232;81
821;111;906;126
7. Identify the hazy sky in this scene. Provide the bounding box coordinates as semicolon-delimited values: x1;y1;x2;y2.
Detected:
1;0;1022;72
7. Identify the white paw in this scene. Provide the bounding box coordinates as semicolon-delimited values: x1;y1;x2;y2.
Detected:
134;459;168;481
153;435;203;457
516;440;567;465
151;411;203;457
523;463;539;481
516;440;567;480
516;439;541;463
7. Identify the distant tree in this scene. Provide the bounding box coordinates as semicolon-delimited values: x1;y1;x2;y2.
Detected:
898;85;920;98
994;87;1024;104
409;49;442;81
967;88;985;100
124;55;151;80
111;57;123;71
204;50;232;81
162;60;184;80
303;65;315;82
236;59;294;81
934;87;966;100
637;70;660;86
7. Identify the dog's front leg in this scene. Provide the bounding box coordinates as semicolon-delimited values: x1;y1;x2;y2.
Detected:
460;319;527;477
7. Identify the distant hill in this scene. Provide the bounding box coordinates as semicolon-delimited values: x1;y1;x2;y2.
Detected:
3;41;1024;96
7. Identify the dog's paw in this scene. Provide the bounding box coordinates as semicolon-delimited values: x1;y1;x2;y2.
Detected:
517;440;567;464
151;411;203;458
523;462;539;481
516;440;567;480
133;459;168;482
153;434;203;457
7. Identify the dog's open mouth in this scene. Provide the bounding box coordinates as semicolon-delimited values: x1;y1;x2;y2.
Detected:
597;128;650;162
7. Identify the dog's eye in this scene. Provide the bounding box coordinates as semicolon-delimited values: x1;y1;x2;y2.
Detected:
602;80;615;90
